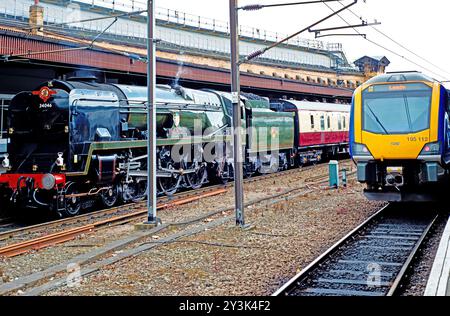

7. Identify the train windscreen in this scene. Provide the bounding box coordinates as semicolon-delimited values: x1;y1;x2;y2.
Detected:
362;83;432;134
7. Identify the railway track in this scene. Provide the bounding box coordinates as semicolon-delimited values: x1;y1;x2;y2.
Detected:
0;161;352;258
0;160;351;239
273;204;438;296
0;184;227;244
0;188;228;257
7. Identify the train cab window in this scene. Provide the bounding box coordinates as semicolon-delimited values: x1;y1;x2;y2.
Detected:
310;115;315;129
327;116;331;129
362;83;432;134
320;115;325;131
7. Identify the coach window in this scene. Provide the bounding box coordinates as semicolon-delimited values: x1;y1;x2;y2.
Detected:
327;116;331;129
310;115;315;129
343;116;346;129
338;114;342;130
320;115;325;131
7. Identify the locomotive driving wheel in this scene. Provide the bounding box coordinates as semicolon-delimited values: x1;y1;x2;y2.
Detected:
158;174;181;196
211;159;231;184
63;182;81;217
243;163;254;179
185;161;207;190
122;180;147;202
101;185;119;208
157;147;182;196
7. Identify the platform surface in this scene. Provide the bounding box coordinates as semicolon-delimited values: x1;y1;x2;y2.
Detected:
424;215;450;296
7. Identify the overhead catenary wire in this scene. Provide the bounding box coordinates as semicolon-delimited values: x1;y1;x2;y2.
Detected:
3;17;120;60
339;2;450;78
329;1;450;81
241;0;358;64
239;0;344;11
325;1;445;79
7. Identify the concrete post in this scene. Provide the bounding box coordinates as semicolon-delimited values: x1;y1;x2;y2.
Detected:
229;0;246;227
146;0;158;225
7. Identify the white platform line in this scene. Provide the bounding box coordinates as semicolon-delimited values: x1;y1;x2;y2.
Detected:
424;215;450;296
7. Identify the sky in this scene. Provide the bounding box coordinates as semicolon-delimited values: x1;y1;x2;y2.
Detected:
148;0;450;83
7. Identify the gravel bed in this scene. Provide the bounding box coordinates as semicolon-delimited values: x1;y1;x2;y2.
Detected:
286;208;434;296
0;224;139;284
0;162;344;288
0;161;351;245
159;160;354;224
0;208;140;248
43;176;385;296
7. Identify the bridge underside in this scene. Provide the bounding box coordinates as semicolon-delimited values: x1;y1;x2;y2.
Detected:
0;31;353;101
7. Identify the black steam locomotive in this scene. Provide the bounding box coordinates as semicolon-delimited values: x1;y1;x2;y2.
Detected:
0;78;349;217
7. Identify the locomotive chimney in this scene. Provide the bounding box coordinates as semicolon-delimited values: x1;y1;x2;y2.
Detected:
30;0;44;36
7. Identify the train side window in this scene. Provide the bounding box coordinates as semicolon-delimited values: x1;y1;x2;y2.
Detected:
338;114;342;130
327;116;331;129
320;115;325;131
310;115;314;129
343;116;346;129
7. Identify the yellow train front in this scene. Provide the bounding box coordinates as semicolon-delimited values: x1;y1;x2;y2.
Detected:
350;71;450;201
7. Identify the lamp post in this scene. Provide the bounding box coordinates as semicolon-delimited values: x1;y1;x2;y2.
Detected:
229;0;245;227
146;0;158;224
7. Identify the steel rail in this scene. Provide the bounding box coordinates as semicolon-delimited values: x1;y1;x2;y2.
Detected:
0;160;350;241
0;161;354;295
0;225;95;258
273;204;438;296
0;160;352;254
272;204;390;296
0;183;231;242
0;188;227;258
387;214;438;296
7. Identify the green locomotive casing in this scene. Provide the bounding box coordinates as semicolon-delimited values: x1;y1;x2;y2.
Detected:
244;97;294;154
121;85;228;141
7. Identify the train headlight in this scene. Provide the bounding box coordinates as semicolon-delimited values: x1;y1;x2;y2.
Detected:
1;154;9;168
56;152;64;167
351;143;372;156
41;174;56;190
420;141;440;155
